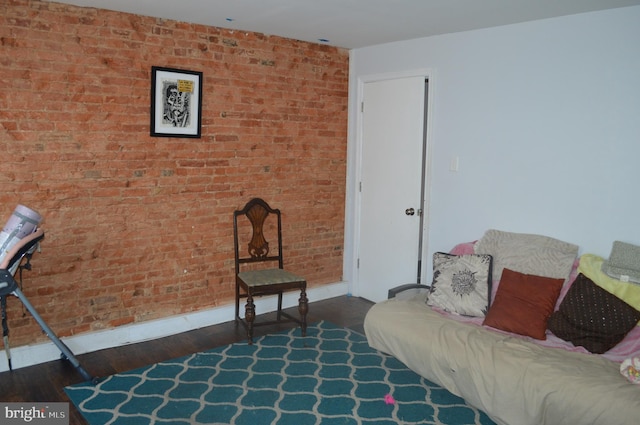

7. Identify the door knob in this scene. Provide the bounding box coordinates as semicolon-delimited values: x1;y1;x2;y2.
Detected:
405;208;415;216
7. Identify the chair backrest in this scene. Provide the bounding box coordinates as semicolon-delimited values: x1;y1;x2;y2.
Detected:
233;198;284;274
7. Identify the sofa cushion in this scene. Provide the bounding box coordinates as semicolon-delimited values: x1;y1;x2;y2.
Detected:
427;252;492;317
483;268;564;340
602;241;640;284
548;273;640;354
474;229;578;283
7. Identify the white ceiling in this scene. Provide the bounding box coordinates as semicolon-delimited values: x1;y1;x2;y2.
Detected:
52;0;640;49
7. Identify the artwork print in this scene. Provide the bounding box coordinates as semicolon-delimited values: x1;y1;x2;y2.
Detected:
151;67;202;138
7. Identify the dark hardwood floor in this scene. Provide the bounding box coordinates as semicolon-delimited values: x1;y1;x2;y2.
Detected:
0;295;374;425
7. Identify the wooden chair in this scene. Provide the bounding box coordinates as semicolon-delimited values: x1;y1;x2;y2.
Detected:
233;198;308;343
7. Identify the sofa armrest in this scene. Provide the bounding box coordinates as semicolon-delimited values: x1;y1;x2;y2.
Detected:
387;283;428;299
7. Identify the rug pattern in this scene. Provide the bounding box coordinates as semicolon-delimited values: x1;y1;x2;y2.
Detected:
66;321;496;425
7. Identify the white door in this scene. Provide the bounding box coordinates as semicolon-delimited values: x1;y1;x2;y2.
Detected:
358;76;427;303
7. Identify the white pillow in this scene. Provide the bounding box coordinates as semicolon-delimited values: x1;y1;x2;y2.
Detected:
427;252;493;317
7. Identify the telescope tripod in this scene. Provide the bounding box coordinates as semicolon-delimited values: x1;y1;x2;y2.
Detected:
0;233;96;383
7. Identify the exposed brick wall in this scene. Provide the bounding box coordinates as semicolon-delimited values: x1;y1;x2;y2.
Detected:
0;0;348;346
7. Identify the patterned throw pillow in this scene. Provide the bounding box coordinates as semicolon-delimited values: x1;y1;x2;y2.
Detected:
427;252;493;317
474;229;578;282
548;273;640;353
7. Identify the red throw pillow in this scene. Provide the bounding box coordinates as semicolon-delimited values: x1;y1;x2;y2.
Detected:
483;268;565;340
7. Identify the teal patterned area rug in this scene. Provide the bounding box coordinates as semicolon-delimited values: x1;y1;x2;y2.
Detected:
65;321;496;425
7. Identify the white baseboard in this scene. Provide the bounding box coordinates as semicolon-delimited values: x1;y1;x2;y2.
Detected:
0;281;349;373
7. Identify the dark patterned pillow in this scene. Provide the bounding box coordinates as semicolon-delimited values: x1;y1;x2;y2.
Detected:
548;273;640;353
427;252;493;317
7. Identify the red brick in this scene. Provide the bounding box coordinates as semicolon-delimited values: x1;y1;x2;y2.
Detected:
0;0;348;347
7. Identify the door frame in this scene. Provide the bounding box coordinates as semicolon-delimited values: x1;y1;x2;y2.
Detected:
344;68;435;298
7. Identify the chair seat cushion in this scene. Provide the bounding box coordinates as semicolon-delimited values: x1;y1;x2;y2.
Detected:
238;268;305;287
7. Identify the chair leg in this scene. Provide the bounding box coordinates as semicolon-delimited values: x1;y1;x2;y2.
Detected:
277;292;283;321
235;283;239;322
245;293;255;344
298;286;308;337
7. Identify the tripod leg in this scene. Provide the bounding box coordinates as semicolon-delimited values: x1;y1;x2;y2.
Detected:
12;287;95;383
1;295;11;371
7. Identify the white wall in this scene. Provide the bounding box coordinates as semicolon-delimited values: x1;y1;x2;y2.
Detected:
345;6;640;288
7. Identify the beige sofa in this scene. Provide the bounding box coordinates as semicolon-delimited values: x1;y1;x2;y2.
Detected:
364;293;640;425
364;230;640;425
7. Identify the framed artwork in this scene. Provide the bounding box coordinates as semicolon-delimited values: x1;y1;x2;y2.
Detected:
150;66;203;138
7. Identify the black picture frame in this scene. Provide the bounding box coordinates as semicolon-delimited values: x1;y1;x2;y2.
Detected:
150;66;203;138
